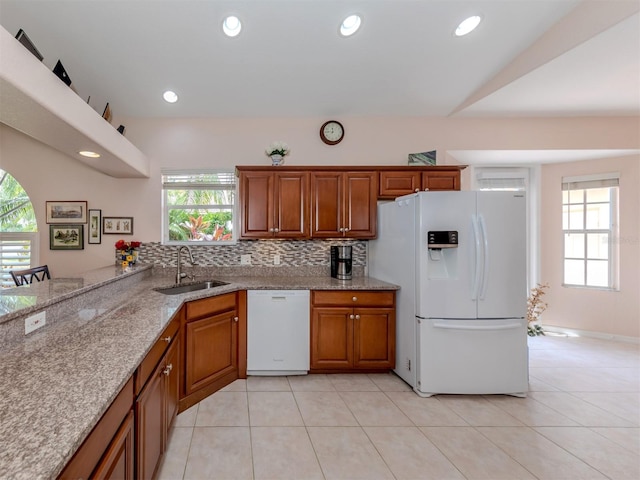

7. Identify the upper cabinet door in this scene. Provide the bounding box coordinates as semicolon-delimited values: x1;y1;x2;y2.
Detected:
378;171;421;198
310;172;343;237
274;172;309;238
343;172;377;238
239;171;274;238
310;171;377;238
421;170;460;191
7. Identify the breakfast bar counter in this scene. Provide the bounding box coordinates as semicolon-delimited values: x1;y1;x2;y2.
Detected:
0;265;397;479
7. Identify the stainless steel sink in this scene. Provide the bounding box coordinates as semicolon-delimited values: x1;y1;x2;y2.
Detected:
154;280;229;295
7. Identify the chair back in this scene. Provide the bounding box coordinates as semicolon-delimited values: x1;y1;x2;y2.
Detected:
10;265;51;287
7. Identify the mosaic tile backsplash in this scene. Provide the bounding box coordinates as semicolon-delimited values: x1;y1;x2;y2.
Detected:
137;239;367;270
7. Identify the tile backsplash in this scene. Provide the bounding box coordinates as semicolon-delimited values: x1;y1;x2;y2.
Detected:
138;239;366;270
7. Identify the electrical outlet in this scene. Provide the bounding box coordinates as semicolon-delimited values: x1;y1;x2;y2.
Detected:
25;311;46;335
273;254;281;265
240;254;252;265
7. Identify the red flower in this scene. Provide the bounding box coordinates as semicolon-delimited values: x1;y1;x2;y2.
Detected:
115;240;141;250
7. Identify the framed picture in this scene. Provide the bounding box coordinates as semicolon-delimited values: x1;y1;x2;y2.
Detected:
408;150;437;166
46;201;87;224
50;224;84;250
88;209;102;244
102;102;112;123
103;217;133;235
15;29;43;61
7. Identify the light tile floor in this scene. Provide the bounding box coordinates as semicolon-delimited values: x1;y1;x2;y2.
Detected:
158;334;640;479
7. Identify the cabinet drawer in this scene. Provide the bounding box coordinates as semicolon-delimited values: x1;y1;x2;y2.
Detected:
186;292;237;320
135;316;180;395
312;290;395;307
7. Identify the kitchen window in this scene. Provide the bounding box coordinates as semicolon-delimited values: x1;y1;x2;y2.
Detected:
562;174;619;289
162;170;236;244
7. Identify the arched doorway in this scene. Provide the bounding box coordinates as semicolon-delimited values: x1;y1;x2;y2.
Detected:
0;169;38;287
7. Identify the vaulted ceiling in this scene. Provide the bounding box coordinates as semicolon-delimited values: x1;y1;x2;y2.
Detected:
1;0;638;120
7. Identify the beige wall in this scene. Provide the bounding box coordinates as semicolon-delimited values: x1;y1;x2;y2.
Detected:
1;115;639;338
540;155;640;338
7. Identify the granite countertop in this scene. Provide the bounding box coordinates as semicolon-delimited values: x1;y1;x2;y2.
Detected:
0;265;398;479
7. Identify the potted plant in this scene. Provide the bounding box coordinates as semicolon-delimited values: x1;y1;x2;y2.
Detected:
265;141;290;166
527;283;549;336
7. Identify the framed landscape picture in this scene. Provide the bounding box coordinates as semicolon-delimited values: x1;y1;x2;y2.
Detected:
88;209;102;244
46;201;87;224
103;216;133;235
50;224;84;250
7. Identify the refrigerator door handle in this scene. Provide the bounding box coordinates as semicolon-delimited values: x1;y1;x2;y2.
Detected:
432;321;522;331
478;215;489;300
471;214;482;300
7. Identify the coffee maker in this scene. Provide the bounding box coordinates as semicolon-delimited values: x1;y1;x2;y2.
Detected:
330;246;352;280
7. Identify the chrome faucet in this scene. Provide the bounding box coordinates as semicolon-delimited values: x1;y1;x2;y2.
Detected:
176;245;196;284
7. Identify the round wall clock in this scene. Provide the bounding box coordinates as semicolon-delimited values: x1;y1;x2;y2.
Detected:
320;120;344;145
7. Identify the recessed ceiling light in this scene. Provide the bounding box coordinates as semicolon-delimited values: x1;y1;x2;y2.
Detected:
79;151;100;158
455;15;482;36
340;14;361;37
223;15;242;37
163;90;178;103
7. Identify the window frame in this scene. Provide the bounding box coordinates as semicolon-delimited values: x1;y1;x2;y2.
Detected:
562;173;619;291
161;169;237;245
0;232;39;288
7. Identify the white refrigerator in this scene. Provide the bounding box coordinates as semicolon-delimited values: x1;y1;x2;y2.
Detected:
369;191;528;397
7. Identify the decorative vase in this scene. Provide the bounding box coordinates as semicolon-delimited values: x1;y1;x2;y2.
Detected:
270;154;284;166
118;248;138;267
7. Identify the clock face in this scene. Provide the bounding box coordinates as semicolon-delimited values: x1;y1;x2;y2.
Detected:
320;121;344;145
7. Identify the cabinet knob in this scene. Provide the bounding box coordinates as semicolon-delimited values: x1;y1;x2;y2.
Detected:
415;188;419;192
355;314;361;320
163;363;173;376
352;296;357;302
349;314;354;320
162;336;171;343
344;228;350;233
338;227;344;232
424;188;429;191
233;316;239;322
269;228;274;232
274;227;279;233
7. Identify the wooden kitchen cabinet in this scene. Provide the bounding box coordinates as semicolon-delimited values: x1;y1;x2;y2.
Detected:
136;330;181;480
91;410;135;480
378;171;422;198
421;170;460;191
238;170;309;239
58;378;134;480
181;291;246;411
310;290;396;371
378;167;463;198
310;171;377;238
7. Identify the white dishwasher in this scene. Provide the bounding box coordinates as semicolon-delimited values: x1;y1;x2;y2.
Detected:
247;290;310;376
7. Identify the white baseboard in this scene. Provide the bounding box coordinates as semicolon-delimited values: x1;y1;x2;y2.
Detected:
542;325;640;345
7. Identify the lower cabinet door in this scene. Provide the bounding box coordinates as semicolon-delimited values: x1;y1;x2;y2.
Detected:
91;410;134;480
310;307;353;369
185;310;238;395
353;308;396;369
136;363;166;480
